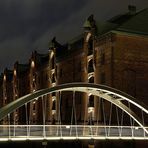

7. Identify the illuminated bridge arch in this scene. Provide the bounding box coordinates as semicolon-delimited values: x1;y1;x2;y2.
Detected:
0;83;148;140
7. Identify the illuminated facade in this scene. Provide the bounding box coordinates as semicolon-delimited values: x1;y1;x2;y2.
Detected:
0;6;148;126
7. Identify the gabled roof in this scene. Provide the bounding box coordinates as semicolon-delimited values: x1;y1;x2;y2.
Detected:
68;34;84;51
55;34;84;61
35;52;49;66
16;63;29;75
30;50;49;68
55;43;68;59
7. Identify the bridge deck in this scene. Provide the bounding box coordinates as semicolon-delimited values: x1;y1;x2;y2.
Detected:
0;125;147;141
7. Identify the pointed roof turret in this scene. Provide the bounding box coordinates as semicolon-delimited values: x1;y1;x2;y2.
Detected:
83;14;98;35
49;37;63;49
83;19;91;31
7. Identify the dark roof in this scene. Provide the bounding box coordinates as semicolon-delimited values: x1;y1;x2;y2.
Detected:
95;7;148;36
48;34;84;61
116;8;148;35
55;34;84;61
35;52;49;67
68;34;84;51
96;21;117;35
17;63;29;75
48;37;69;59
55;44;68;59
108;13;133;25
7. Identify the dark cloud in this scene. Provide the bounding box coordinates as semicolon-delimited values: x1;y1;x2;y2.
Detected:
0;0;87;71
0;0;148;72
0;0;87;40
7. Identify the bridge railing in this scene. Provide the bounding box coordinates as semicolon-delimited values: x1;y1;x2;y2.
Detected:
0;83;148;141
0;125;147;141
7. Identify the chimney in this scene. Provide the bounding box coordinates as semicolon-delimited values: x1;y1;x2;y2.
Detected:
128;5;136;15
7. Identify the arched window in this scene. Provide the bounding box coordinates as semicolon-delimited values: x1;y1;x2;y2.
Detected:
51;56;55;69
87;39;93;56
88;76;94;83
88;95;94;107
88;59;94;73
52;73;56;83
88;95;95;125
52;101;56;110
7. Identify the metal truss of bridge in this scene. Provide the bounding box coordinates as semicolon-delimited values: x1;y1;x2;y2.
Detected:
0;83;148;141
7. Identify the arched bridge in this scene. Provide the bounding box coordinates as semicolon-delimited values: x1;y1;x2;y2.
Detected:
0;83;148;141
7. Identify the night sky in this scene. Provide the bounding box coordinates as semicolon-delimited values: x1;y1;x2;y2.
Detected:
0;0;148;72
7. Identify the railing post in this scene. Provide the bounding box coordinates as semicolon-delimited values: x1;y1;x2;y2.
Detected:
42;96;46;139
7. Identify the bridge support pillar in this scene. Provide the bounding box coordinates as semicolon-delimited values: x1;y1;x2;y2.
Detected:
88;139;95;148
42;141;47;148
88;144;95;148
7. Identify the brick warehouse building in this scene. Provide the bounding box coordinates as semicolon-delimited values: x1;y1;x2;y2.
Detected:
0;6;148;147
